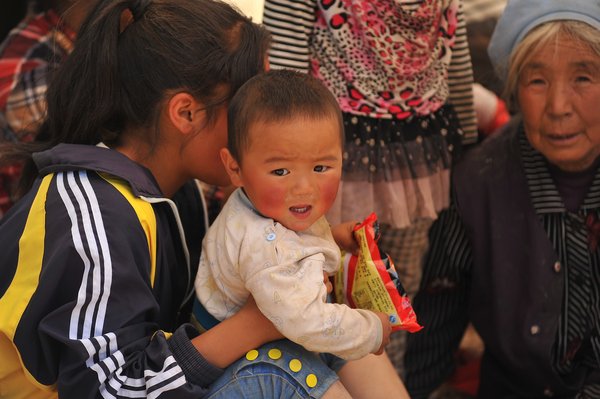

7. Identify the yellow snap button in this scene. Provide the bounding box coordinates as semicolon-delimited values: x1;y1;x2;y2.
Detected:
289;359;302;372
306;374;318;388
245;349;259;361
268;348;282;360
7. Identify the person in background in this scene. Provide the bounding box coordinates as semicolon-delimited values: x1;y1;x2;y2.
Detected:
404;0;600;397
0;0;94;217
262;0;477;375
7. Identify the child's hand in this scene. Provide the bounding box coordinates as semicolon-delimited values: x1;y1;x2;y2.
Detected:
373;311;392;355
331;220;359;255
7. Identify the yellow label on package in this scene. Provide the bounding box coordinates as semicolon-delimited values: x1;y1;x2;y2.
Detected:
350;228;401;326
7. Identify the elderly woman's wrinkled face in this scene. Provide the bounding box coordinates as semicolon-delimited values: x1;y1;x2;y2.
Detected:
518;35;600;172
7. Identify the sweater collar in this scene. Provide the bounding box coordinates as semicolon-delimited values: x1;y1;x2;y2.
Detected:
519;125;600;214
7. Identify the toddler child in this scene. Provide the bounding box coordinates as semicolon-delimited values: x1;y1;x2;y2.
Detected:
194;69;392;360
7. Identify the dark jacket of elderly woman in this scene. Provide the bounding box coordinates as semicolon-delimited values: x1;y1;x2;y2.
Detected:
405;1;600;398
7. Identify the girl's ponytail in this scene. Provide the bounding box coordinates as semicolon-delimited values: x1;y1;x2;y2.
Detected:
4;0;271;197
5;0;132;195
45;0;131;146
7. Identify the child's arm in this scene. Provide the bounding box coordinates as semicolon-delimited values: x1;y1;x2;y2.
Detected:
323;270;392;355
246;252;390;360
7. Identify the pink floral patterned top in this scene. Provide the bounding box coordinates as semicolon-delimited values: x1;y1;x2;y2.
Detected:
310;0;458;119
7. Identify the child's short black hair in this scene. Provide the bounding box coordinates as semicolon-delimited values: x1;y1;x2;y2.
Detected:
227;69;343;161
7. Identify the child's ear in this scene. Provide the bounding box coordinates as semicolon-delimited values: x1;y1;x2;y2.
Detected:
220;148;243;187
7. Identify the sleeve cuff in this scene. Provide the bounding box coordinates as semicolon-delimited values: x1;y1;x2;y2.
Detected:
168;323;224;387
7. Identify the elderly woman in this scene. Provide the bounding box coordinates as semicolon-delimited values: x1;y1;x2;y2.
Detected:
404;0;600;398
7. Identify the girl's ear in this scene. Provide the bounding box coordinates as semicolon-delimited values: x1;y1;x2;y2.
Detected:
220;148;243;187
167;92;205;136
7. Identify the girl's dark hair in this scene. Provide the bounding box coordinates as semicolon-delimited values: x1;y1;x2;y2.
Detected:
227;69;343;162
5;0;270;194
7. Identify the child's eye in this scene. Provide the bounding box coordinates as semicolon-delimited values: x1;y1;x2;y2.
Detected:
314;165;330;173
272;168;289;176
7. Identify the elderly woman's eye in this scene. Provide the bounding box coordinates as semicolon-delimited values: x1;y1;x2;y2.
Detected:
529;78;546;85
575;75;592;83
521;73;545;86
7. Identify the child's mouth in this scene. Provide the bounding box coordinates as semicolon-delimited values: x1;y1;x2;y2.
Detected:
290;205;312;214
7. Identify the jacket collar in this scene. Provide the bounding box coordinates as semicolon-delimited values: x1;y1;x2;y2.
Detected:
33;143;164;198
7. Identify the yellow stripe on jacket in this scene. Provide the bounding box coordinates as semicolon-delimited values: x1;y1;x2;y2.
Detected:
0;174;57;398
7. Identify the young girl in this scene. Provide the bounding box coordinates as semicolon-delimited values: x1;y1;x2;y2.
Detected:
195;69;392;361
0;1;407;398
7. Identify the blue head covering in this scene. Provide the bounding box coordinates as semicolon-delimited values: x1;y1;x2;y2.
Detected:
488;0;600;81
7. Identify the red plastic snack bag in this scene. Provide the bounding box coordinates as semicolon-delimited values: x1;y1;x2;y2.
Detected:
333;213;423;333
